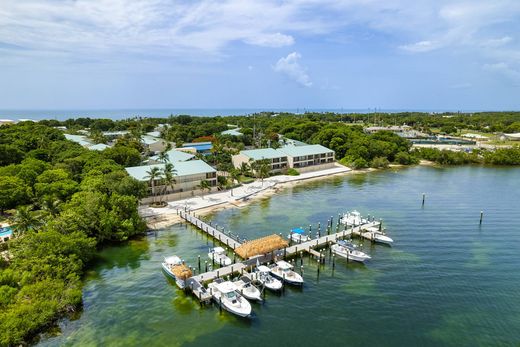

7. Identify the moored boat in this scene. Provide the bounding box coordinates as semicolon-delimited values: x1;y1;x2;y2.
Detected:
161;256;193;289
208;279;252;318
233;276;262;301
252;265;283;291
332;240;371;263
287;227;311;243
269;260;304;286
364;226;393;245
208;247;232;266
340;210;367;227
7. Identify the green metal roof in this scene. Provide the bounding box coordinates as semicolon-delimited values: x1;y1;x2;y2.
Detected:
88;143;110;151
150;150;195;162
125;160;216;181
240;148;285;160
277;144;334;157
221;128;242;136
64;134;93;147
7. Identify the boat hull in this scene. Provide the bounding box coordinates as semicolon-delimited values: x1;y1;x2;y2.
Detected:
269;271;304;286
161;263;186;289
331;246;371;263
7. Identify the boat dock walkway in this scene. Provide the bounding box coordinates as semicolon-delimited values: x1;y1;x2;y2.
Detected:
179;210;242;249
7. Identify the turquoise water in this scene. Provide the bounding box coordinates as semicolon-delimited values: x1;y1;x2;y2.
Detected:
0;227;13;237
38;166;520;346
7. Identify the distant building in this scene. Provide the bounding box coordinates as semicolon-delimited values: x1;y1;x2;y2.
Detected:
461;133;489;141
221;128;243;136
88;143;110;151
102;131;129;140
182;142;213;155
125;160;217;198
500;133;520;141
232;148;288;174
141;135;173;153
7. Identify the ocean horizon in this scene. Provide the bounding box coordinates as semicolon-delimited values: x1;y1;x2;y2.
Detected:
0;108;493;121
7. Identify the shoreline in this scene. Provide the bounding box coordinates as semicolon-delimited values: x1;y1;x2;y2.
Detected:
140;164;385;230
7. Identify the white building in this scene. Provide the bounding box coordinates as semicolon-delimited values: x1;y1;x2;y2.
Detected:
232;148;288;174
278;144;335;172
232;144;335;174
125;160;217;202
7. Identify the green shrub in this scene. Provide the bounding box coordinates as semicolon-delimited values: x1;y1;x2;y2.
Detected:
370;157;390;168
287;168;300;176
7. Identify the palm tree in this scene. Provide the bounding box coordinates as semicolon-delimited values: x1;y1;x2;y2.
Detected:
160;163;177;202
240;161;251;177
144;167;162;204
198;180;212;199
157;151;169;164
41;197;61;217
11;205;42;236
229;168;241;196
258;159;271;187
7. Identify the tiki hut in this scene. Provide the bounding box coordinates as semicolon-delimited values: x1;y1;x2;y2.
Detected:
171;264;193;280
235;234;289;259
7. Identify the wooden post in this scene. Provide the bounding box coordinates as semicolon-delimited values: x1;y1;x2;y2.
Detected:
233;252;236;263
198;255;201;271
332;253;335;270
422;193;426;206
480;211;483;224
217;270;220;278
205;260;208;272
219;296;222;314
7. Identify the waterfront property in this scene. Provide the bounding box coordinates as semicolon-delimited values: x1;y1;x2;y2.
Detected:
278;144;335;172
232;144;336;173
125;160;217;203
232;148;288;174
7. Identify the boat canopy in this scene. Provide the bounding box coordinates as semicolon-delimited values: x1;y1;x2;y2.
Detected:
164;256;182;265
276;260;293;270
217;281;238;293
291;227;305;234
257;265;271;272
212;247;226;253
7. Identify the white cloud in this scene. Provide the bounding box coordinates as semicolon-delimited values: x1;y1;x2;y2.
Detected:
244;33;294;47
483;62;520;83
480;36;513;48
273;52;312;87
400;40;441;52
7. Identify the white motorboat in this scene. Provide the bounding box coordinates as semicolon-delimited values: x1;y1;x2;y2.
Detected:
269;260;304;286
234;276;262;301
340;210;368;226
161;255;192;289
208;279;252;318
208;247;232;266
364;226;393;245
253;265;283;291
332;240;371;263
287;227;311;243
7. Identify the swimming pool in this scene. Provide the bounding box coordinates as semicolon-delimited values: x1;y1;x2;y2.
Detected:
0;226;13;240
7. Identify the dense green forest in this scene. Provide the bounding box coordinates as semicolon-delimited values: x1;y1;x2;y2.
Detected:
0;122;147;346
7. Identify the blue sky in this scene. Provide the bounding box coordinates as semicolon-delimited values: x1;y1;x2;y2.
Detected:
1;0;520;110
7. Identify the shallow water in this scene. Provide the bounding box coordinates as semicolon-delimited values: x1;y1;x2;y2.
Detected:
38;166;520;347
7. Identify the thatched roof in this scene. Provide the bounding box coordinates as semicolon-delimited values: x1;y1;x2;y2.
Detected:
235;234;288;259
171;264;193;280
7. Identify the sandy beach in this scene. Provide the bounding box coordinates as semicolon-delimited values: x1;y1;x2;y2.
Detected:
139;164;354;229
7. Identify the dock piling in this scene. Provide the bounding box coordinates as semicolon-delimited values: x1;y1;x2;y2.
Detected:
422;193;426;206
480;211;483;224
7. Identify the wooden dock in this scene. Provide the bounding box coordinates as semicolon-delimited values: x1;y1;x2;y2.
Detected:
179;210;242;249
178;210;380;302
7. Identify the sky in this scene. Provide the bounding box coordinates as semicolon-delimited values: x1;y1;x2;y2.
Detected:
1;0;520;111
